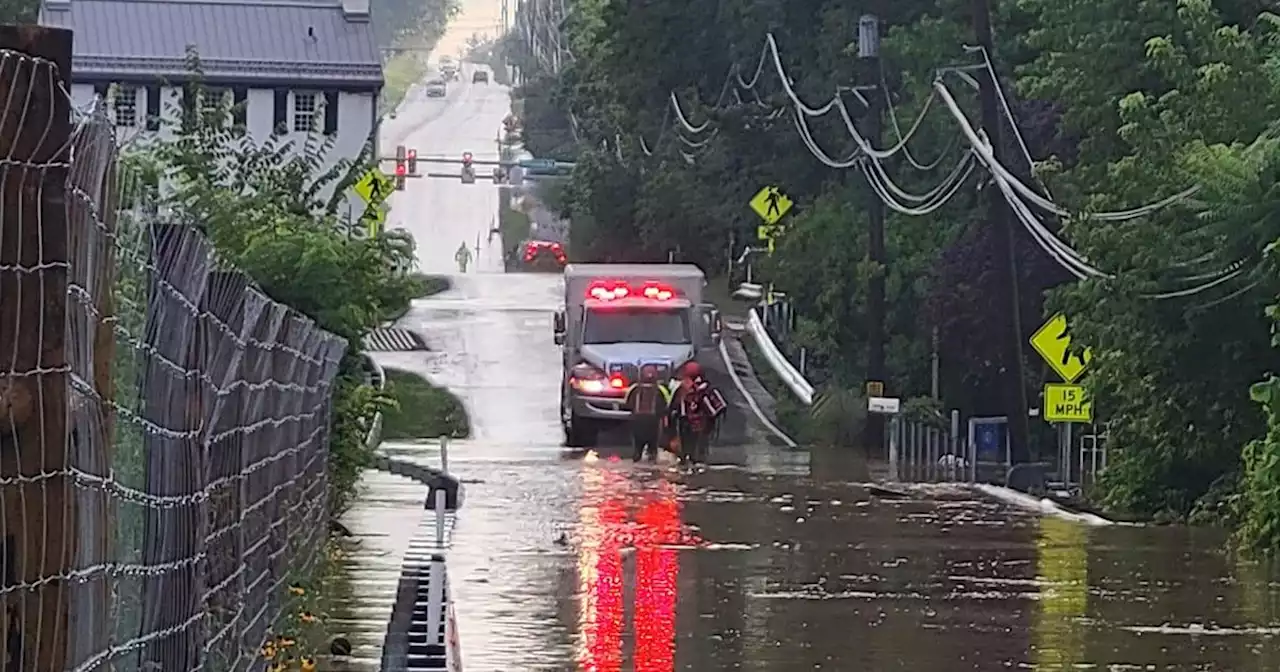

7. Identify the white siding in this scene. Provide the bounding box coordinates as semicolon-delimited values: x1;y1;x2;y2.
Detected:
70;81;376;222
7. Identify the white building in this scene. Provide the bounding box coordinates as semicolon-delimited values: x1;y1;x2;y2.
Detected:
40;0;384;214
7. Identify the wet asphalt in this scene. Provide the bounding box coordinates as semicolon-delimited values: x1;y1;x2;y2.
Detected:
331;43;1280;672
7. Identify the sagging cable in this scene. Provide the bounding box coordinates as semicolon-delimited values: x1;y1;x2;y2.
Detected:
933;80;1198;222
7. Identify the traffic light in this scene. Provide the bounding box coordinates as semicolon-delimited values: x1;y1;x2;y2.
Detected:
407;148;418;175
395;144;406;190
461;152;475;184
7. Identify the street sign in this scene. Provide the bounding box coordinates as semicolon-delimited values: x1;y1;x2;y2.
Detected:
1043;383;1092;423
354;168;394;205
360;203;387;236
868;396;900;414
1030;313;1092;383
749;185;793;225
519;158;556;173
757;224;781;241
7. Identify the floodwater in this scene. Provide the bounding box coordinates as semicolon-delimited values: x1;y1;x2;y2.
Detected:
332;12;1280;671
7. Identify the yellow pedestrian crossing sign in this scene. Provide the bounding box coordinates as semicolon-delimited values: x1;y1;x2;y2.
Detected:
1030;313;1092;383
360;203;387;236
749;186;793;225
354;168;394;205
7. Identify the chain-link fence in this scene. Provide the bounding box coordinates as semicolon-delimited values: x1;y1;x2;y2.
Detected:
0;28;348;671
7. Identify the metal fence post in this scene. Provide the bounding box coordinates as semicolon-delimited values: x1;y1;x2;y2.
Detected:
440;435;450;475
0;24;74;671
887;416;900;481
435;490;447;547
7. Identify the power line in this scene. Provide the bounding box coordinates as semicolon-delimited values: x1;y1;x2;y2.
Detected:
556;27;1258;303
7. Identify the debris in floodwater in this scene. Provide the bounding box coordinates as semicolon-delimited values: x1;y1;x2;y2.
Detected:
868;485;910;499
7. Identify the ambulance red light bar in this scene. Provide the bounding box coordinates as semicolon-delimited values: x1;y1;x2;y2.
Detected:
586;281;677;301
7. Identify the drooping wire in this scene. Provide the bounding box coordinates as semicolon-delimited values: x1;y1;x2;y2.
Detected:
594;31;1261;303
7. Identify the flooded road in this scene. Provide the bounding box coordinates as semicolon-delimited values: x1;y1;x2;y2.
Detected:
346;18;1280;672
372;274;1280;672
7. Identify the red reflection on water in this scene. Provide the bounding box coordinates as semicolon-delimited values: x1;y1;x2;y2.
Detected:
576;473;696;672
634;491;681;672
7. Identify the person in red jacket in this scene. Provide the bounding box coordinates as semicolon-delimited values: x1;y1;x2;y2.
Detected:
668;362;726;465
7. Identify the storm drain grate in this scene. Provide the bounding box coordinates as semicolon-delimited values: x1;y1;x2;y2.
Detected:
363;328;428;352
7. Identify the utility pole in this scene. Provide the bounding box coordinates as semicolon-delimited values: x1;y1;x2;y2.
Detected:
972;0;1032;463
859;14;887;454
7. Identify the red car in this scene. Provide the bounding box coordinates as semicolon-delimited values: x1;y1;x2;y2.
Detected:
523;240;567;270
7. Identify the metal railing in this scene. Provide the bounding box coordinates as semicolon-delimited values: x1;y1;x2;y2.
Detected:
0;30;349;670
744;307;814;405
379;436;461;671
888;414;975;483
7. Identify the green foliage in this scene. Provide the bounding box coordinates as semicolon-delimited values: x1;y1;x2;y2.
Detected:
381;369;471;440
0;0;37;23
513;0;1280;549
382;52;427;115
128;56;418;517
374;0;459;50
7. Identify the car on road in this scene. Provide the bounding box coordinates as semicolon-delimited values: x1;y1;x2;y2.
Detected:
473;70;489;83
425;78;447;97
522;240;566;271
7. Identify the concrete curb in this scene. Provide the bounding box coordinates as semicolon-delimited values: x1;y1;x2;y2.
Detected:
971;483;1120;526
717;339;798;449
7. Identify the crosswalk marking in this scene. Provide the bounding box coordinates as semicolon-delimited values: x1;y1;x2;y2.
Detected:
362;328;427;351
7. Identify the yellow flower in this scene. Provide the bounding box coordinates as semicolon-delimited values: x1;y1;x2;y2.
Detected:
260;642;277;658
267;663;285;672
288;584;306;596
299;611;317;624
276;635;296;647
300;656;318;672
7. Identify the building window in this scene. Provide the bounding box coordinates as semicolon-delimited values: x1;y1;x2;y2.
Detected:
292;91;319;132
202;87;228;120
113;86;138;128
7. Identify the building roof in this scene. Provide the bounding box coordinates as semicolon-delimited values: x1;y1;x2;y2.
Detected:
40;0;383;87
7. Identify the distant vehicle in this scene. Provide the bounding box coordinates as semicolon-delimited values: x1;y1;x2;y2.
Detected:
439;58;459;81
425;79;446;97
472;70;489;83
522;240;566;271
554;264;722;447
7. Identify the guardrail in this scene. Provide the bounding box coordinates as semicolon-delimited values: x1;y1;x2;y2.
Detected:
744;307;815;405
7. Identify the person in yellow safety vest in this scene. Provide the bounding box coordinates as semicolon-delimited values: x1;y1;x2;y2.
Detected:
455;241;472;272
624;364;671;462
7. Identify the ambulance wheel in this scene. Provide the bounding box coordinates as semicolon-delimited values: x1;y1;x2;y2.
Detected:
565;414;598;448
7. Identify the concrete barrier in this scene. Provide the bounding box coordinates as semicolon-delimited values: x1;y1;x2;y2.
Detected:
378;437;463;671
